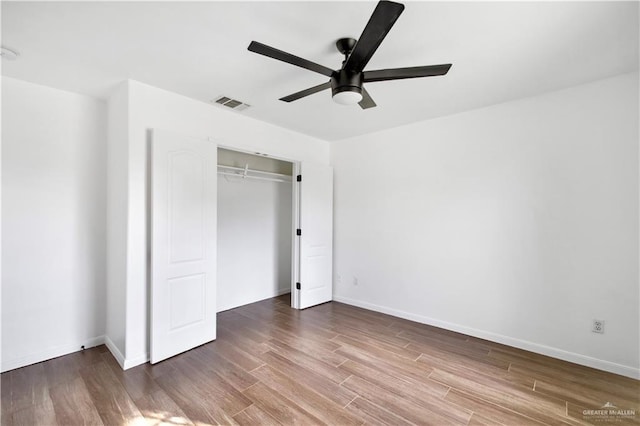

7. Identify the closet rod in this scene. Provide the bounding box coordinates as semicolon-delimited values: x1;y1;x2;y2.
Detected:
217;164;291;179
217;171;291;184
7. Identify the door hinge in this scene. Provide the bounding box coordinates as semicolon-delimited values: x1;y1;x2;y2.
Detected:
296;229;302;236
296;174;302;182
296;282;301;290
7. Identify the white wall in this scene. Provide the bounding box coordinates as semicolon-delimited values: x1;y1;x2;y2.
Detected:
1;77;107;371
331;72;639;378
217;176;292;312
111;80;329;367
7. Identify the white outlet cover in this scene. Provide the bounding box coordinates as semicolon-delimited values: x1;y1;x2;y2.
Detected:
592;319;605;334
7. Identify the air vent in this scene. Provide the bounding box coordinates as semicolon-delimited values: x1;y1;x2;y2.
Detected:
215;96;231;105
212;95;251;111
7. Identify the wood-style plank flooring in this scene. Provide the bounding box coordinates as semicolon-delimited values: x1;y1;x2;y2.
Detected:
1;295;638;425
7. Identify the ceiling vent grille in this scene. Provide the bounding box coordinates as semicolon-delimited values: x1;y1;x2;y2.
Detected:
212;95;251;111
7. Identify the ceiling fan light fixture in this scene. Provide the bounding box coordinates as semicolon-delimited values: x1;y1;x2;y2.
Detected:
331;69;364;105
332;87;363;105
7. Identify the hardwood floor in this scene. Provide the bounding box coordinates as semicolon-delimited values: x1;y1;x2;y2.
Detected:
1;295;638;425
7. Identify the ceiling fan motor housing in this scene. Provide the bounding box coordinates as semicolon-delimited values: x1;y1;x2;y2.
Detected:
331;69;363;97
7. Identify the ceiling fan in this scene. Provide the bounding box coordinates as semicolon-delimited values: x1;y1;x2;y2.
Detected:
247;0;452;109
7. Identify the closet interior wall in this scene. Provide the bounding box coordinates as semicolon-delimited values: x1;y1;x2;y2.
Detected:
216;148;293;312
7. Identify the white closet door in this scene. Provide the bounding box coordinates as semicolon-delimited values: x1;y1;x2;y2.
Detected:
299;162;334;309
150;129;217;363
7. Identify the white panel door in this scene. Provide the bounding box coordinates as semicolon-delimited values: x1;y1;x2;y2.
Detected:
299;162;333;309
150;129;217;363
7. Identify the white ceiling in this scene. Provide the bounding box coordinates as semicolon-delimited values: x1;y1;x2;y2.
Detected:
2;1;638;141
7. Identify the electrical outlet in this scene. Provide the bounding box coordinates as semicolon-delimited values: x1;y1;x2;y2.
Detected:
592;319;605;334
353;277;359;286
336;274;342;284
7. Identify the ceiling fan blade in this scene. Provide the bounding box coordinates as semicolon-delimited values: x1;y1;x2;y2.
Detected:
364;64;452;82
280;81;331;102
359;88;377;109
248;41;334;77
343;1;405;73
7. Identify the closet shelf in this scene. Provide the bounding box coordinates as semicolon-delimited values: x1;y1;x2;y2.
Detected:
217;164;292;183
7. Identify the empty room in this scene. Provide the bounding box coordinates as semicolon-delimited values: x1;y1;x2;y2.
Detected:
1;1;638;425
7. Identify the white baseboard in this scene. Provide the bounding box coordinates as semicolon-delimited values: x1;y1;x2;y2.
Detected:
123;353;149;370
277;287;292;296
103;335;126;369
332;295;640;380
104;335;149;370
1;335;105;373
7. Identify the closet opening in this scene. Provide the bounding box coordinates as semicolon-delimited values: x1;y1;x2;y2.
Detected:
216;147;297;311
